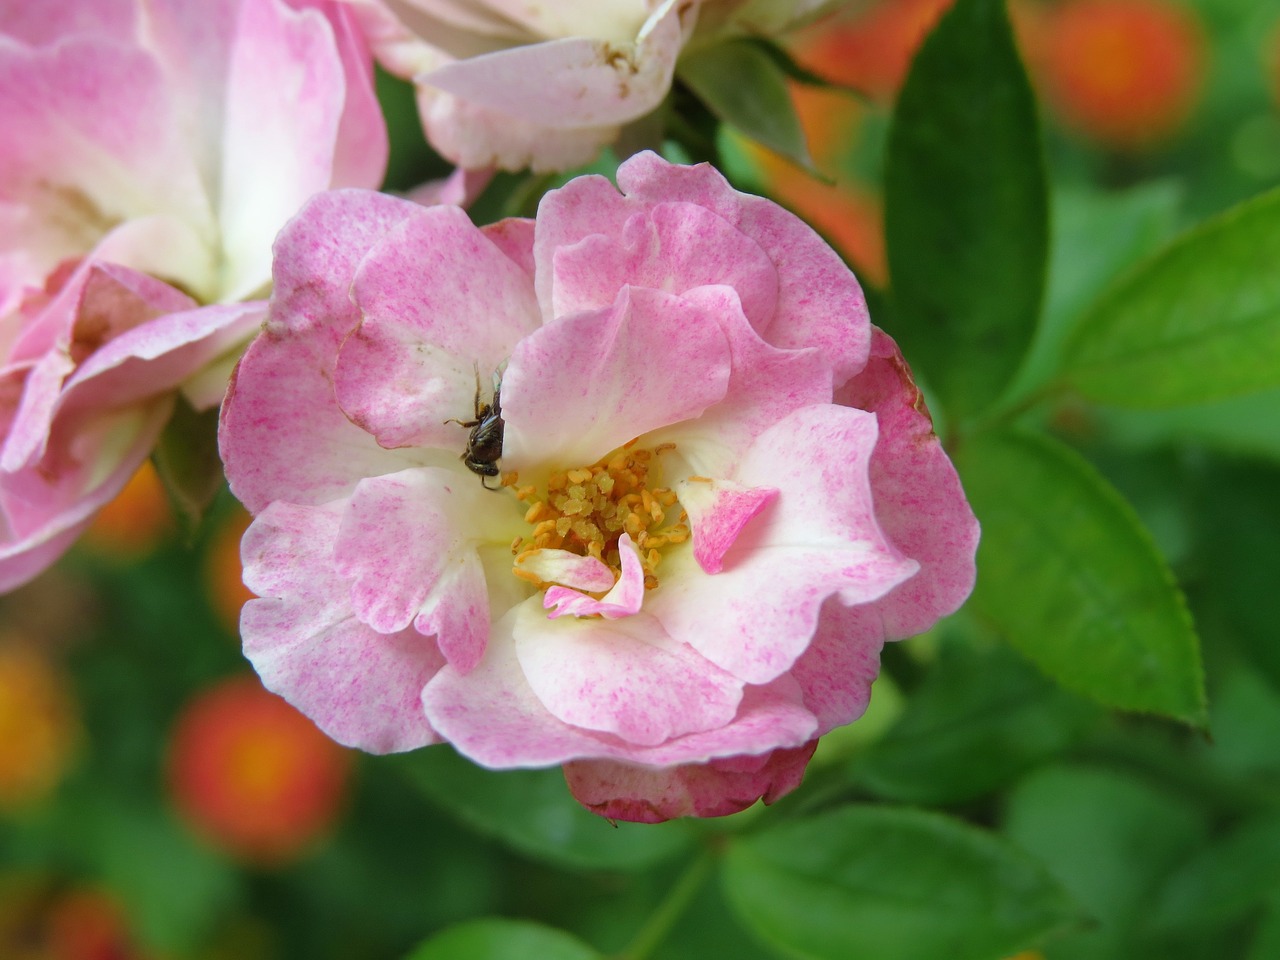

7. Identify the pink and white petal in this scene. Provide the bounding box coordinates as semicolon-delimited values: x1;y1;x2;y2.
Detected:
836;328;980;638
422;8;681;129
241;499;445;753
480;216;536;281
337;205;538;449
515;548;615;593
675;478;778;575
217;0;365;300
424;613;816;769
332;466;515;665
408;165;496;208
549;201;779;329
319;0;390;191
267;188;420;344
60;301;264;414
0;350;73;473
648;405;918;685
0;0;137;44
532;172;636;316
789;597;886;735
514;601;743;746
501;286;730;471
219;326;422;513
615;152;871;382
416;86;616;173
544;532;645;619
459;0;654;45
651;285;833;477
563;741;818;823
0;396;171;591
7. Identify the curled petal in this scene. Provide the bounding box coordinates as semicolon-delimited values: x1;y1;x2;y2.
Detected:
544;532;645;619
675;477;778;575
516;548;615;593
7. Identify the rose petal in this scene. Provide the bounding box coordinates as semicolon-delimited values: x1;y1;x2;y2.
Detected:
648;405;918;685
515;598;743;746
563;740;817;822
241;499;445;753
544;531;646;619
836;328;981;638
501;285;731;471
515;548;616;593
675;478;779;575
789;597;886;735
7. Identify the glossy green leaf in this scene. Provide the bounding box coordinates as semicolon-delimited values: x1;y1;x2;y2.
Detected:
390;747;693;871
723;806;1080;960
1003;764;1210;960
884;0;1047;419
852;640;1098;804
404;919;600;960
1151;814;1280;931
957;429;1205;724
678;40;811;168
1061;186;1280;407
1008;181;1182;402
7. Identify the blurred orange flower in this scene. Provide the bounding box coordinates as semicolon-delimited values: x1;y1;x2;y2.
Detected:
0;642;78;812
81;461;174;559
1036;0;1206;148
203;506;255;636
167;674;350;865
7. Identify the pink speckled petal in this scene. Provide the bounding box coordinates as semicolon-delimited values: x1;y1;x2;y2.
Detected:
516;548;615;593
563;740;818;823
0;0;136;44
533;173;635;316
836;328;980;638
789;597;886;735
332;466;511;672
422;610;816;768
220;191;424;513
241;499;445;753
544;532;645;620
550;201;779;331
615;152;871;383
322;0;391;191
422;1;682;128
675;478;778;575
648;405;918;685
217;0;384;299
514;600;742;746
335;205;538;450
501;285;730;471
480;216;536;280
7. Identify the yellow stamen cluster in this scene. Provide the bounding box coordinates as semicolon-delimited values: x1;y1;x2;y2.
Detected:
506;442;689;592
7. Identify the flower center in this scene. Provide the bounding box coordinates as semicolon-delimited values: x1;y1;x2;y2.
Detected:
506;442;689;592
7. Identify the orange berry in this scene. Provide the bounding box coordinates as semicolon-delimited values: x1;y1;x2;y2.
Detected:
1039;0;1205;148
167;675;350;865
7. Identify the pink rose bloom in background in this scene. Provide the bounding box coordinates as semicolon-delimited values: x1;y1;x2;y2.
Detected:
0;0;387;590
359;0;846;172
220;152;979;822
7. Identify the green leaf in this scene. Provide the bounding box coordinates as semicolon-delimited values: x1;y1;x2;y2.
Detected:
722;806;1080;960
1150;814;1280;931
677;40;811;169
152;396;223;539
390;747;694;871
404;919;600;960
1061;186;1280;408
851;640;1099;804
1249;895;1280;960
1008;181;1182;402
956;429;1205;724
883;0;1047;419
1003;764;1210;960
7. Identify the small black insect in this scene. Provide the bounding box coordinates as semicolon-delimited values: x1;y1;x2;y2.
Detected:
447;370;505;489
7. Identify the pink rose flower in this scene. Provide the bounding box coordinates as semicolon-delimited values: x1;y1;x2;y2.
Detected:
358;0;844;173
0;0;387;590
220;152;979;822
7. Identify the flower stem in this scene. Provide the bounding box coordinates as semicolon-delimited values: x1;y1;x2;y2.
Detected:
614;851;715;960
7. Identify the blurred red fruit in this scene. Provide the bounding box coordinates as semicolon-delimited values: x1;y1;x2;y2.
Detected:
167;675;350;865
81;461;173;559
1038;0;1205;148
